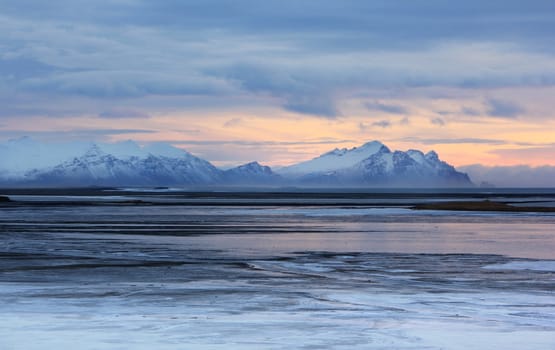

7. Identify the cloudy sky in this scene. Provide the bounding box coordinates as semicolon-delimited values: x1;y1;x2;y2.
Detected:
1;0;554;167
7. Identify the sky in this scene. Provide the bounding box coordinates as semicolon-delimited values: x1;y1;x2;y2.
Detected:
1;0;555;168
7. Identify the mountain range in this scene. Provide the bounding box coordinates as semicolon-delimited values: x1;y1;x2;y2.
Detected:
0;137;472;187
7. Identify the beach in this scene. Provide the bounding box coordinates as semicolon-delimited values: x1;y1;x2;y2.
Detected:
1;189;554;349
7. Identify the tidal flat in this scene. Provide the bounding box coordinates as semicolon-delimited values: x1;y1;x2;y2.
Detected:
1;189;554;349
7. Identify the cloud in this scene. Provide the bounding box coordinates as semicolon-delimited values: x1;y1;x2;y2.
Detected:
459;164;555;187
461;107;481;116
282;95;338;118
486;98;524;118
20;70;233;98
0;128;156;142
399;117;410;125
171;139;355;147
358;119;392;130
0;56;59;79
365;101;407;114
488;145;555;164
172;137;356;166
98;109;150;119
221;63;339;117
430;117;445;126
223;118;243;128
398;137;507;145
371;120;392;128
1;1;555;120
4;1;554;47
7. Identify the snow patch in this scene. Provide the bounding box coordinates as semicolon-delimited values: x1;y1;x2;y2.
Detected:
279;140;387;175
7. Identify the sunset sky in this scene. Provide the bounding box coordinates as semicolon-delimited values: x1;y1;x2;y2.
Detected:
1;0;554;167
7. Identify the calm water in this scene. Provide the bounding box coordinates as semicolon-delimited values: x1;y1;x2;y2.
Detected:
1;190;554;349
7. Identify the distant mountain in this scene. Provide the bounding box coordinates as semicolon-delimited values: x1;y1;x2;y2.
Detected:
459;164;555;188
223;162;283;186
347;147;471;186
277;141;472;187
23;143;222;186
0;138;472;187
279;141;386;176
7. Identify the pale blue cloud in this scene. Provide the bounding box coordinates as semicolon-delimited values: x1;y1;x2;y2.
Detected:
365;102;408;115
98;109;150;119
486;98;524;118
0;0;554;118
398;137;507;145
171;139;354;147
461;107;481;116
459;164;555;187
372;120;392;128
0;128;157;142
430;117;446;126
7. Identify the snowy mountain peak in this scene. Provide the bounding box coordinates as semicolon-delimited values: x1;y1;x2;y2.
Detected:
223;161;280;185
228;161;273;174
83;144;106;157
358;140;386;151
279;140;390;176
239;161;263;168
278;141;471;186
144;143;190;159
406;149;425;164
8;136;35;145
323;141;387;157
91;140;189;160
425;150;439;161
324;148;348;156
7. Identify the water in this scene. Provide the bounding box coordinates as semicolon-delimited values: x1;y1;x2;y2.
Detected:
1;190;554;349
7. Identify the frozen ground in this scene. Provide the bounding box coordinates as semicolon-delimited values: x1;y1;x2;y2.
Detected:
0;193;554;349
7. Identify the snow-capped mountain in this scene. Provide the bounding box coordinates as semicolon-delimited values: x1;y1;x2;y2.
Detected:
278;141;472;187
347;147;471;186
0;137;196;178
223;162;282;185
0;138;473;187
279;141;387;176
4;140;223;186
42;147;220;186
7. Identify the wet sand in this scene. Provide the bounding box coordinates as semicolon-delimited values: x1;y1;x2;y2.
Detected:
414;200;555;212
1;189;554;349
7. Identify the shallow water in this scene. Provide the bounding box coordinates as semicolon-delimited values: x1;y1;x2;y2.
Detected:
1;192;554;349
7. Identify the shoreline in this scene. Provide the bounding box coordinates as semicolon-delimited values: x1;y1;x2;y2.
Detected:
413;200;555;212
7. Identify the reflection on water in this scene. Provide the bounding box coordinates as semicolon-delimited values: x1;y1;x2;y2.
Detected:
0;191;554;349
